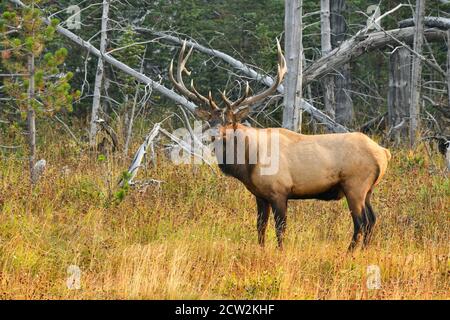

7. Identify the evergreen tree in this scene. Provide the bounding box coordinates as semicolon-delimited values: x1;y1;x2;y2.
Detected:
0;0;79;185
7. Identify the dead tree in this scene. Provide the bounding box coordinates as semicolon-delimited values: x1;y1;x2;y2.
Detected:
320;0;335;119
89;0;110;147
399;17;450;29
282;0;303;132
447;29;450;109
409;0;426;147
124;51;147;156
303;27;445;86
388;47;411;144
331;0;353;125
27;53;36;185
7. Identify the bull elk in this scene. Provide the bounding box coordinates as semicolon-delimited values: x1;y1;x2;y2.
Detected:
169;40;391;250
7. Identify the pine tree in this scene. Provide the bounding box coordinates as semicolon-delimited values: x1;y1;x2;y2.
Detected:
0;0;80;185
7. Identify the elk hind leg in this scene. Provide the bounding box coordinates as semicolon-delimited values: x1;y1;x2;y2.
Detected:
344;188;367;252
362;190;377;248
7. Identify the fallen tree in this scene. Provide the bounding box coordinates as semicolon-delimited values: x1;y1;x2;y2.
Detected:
399;17;450;30
303;27;447;85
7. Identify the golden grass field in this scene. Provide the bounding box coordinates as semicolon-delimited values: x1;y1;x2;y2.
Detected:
0;124;449;300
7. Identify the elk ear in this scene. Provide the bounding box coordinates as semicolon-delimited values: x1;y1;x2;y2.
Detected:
194;108;211;121
233;108;250;122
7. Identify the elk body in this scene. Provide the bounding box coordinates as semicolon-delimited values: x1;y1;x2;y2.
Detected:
169;40;391;250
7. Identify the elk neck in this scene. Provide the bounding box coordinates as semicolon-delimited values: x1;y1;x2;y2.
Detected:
215;123;257;186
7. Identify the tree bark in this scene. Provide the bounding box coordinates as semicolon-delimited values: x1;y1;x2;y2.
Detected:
282;0;303;132
320;0;335;119
409;0;426;147
89;0;110;147
447;30;450;110
331;0;353;125
388;47;411;144
27;53;36;185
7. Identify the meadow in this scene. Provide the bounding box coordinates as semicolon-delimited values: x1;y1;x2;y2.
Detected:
0;124;449;299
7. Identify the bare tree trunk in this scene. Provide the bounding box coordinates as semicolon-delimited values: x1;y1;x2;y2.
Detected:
124;53;146;156
89;0;110;147
331;0;353;125
282;0;303;132
388;47;411;144
320;0;335;119
27;53;36;185
409;0;426;147
447;30;450;109
334;64;353;124
124;86;139;155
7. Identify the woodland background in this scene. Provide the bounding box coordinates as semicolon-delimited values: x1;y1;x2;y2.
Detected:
0;0;449;300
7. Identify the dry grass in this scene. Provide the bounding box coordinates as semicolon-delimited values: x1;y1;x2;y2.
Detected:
0;127;449;300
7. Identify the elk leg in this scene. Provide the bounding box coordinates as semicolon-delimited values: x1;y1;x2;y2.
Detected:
362;191;377;248
271;197;287;249
256;197;270;247
344;190;366;252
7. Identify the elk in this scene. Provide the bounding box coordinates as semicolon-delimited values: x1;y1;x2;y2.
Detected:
169;40;391;250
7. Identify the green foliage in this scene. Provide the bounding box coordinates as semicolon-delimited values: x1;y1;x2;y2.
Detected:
405;153;426;170
0;1;77;117
97;154;106;162
113;171;132;204
113;27;145;96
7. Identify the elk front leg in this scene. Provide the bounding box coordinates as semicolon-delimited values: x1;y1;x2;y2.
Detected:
271;197;287;249
256;197;270;247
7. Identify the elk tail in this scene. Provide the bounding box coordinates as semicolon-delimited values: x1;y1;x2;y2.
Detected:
384;148;392;162
373;148;391;187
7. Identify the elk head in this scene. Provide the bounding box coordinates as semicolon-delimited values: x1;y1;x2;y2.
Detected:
168;40;287;127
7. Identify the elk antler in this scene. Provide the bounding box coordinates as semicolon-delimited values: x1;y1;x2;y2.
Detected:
220;39;287;112
169;39;287;122
169;40;220;111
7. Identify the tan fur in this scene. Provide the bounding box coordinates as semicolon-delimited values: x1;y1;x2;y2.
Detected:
226;124;389;199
